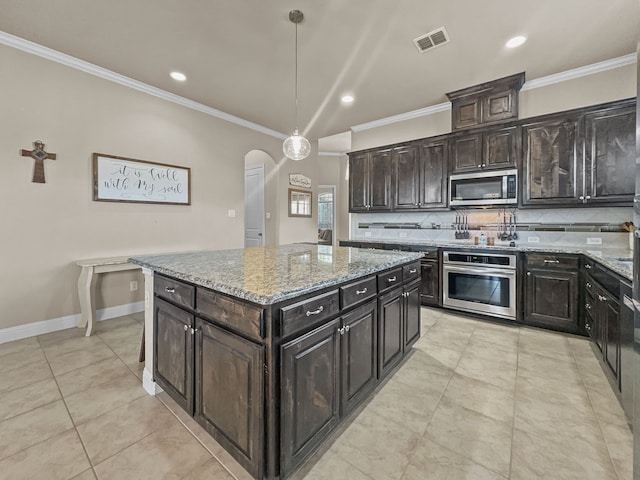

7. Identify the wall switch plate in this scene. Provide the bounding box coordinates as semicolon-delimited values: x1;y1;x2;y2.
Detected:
587;237;602;245
130;281;138;291
265;212;271;219
228;209;236;218
399;232;408;238
527;236;540;243
364;231;372;237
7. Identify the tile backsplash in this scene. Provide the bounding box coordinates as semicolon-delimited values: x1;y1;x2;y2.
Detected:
350;207;633;250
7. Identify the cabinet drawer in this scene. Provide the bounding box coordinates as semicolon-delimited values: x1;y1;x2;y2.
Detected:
281;290;340;338
155;274;195;309
196;288;264;342
341;276;377;309
378;267;403;293
526;254;579;270
403;262;420;283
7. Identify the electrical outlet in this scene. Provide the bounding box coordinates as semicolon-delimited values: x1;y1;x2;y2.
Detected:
587;237;602;245
130;281;138;292
527;236;540;243
364;231;372;237
265;212;271;219
399;231;408;238
228;209;236;218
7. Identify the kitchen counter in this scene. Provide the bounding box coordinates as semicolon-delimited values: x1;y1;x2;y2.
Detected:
341;239;633;281
129;244;423;305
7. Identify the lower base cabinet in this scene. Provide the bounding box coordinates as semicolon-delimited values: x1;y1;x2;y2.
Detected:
280;301;378;475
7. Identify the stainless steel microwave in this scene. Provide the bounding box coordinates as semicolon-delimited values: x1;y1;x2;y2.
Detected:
449;169;517;207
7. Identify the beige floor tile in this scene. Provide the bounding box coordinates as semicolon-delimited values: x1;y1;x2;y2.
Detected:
455;353;516;391
587;386;629;428
38;327;87;348
0;357;53;394
71;469;97;480
462;337;518;363
108;341;142;364
515;373;593;416
56;356;133;397
126;360;145;380
93;422;212;480
442;373;514;425
424;397;512;477
129;311;145;323
332;408;420;480
0;428;91;480
412;338;464;369
0;400;73;460
516;350;582;385
40;334;105;361
0;336;41;358
366;377;441;435
391;350;453;394
511;427;617;480
302;450;372;480
65;374;146;425
94;316;142;334
97;324;143;347
77;394;178;465
47;342;117;376
468;327;519;350
0;377;61;422
579;362;614;390
0;345;47;373
180;458;235;480
518;328;575;361
607;439;633;480
600;421;633;447
401;437;507;480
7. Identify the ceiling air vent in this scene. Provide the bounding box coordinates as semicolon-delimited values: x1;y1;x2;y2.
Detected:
413;27;450;53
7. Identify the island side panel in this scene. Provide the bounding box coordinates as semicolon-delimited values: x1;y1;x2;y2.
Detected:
142;267;163;395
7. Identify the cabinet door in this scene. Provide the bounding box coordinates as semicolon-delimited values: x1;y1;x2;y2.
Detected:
584;104;635;204
420;260;440;306
281;319;341;476
450;133;482;173
349;152;369;212
154;298;194;414
392;144;420;210
369;149;393;211
602;293;620;380
403;281;421;349
341;302;378;416
524;268;579;333
483;126;518;170
522;118;582;206
420;138;448;209
194;320;264;478
378;287;404;379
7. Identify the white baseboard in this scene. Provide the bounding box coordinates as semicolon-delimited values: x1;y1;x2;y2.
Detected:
0;301;145;345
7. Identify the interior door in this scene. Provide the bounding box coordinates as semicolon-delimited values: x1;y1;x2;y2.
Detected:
244;165;265;246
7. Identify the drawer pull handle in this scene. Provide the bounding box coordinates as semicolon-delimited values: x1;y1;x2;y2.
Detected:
586;303;592;310
387;276;397;283
585;264;592;269
543;259;560;264
409;269;417;274
306;306;324;317
356;288;368;295
165;287;176;293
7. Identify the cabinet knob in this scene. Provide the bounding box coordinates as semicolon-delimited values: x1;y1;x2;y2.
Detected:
306;305;324;317
345;325;350;332
482;164;486;167
190;327;198;335
184;325;189;331
418;202;422;207
339;326;346;335
586;282;592;288
586;303;592;310
585;264;592;270
477;164;482;168
579;196;584;200
526;272;531;276
585;196;591;200
598;294;606;302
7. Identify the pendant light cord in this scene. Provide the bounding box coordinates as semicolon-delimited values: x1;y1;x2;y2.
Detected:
294;21;299;131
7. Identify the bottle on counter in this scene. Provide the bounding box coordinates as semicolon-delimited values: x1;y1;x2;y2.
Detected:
478;231;487;246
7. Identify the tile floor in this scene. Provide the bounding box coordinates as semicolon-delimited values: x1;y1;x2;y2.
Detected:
0;307;633;479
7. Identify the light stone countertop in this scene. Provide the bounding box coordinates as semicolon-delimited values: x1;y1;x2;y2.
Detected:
342;239;633;282
129;244;423;305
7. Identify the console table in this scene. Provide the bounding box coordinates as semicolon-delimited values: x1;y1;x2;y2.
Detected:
76;256;141;336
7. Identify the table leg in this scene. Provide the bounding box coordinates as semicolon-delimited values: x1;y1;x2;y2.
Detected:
77;266;97;336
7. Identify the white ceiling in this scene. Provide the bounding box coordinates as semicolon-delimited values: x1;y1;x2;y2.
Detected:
0;0;638;145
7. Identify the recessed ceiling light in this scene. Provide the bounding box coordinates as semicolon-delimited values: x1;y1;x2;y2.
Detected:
506;36;527;48
341;95;354;104
170;71;187;81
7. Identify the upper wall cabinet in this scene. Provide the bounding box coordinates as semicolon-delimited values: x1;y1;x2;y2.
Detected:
583;102;636;205
393;137;448;210
450;125;519;174
522;99;635;207
349;148;393;212
446;72;525;131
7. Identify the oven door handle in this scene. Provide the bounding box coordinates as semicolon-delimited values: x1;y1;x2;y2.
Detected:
443;265;516;276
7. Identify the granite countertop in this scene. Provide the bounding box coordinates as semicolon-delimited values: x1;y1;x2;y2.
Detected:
342;238;633;281
129;244;423;305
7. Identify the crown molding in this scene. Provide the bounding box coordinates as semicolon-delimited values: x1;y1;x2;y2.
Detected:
0;31;287;140
351;53;637;132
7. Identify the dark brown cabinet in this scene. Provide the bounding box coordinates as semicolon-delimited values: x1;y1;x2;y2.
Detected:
403;281;421;349
195;319;264;479
392;144;421;210
523;253;580;334
420;258;440;306
584;103;636;205
154;297;194;415
349;149;392;212
450;126;518;174
419;137;448;209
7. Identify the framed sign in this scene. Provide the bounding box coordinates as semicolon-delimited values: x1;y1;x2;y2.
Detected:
92;153;191;205
289;173;311;189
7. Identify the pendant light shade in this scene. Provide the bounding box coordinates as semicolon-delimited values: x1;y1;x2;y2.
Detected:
284;10;310;161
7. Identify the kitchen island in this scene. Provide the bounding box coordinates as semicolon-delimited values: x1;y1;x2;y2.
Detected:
129;244;423;480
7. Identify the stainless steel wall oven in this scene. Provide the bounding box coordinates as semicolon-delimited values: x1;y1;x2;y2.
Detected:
442;251;517;320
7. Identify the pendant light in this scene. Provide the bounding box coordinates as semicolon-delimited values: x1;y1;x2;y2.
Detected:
283;10;311;161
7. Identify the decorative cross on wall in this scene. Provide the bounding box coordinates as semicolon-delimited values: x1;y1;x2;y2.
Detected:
20;140;57;183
